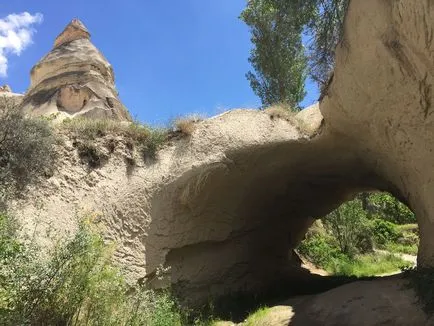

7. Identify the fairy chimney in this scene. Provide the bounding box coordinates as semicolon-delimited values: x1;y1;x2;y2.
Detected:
20;19;131;121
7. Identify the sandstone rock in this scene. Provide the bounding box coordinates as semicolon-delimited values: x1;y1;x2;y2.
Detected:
285;277;428;325
11;107;367;306
319;0;434;267
20;19;131;121
54;18;90;48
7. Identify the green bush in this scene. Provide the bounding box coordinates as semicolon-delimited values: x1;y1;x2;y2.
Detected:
371;218;400;245
61;117;168;161
0;214;185;326
298;233;346;269
365;192;415;224
0;98;56;208
323;199;373;257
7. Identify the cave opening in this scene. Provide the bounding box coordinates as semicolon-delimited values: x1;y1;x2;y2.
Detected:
201;191;419;323
296;191;418;279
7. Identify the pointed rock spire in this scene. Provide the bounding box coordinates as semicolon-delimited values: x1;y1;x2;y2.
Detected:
54;19;91;48
20;19;131;121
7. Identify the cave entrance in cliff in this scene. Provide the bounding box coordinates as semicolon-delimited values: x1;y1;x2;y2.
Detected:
296;191;418;278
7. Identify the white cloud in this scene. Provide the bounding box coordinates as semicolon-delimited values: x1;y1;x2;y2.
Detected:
0;12;43;77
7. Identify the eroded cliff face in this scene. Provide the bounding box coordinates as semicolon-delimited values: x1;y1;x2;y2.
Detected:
11;0;434;308
12;106;379;304
20;19;131;121
320;0;434;266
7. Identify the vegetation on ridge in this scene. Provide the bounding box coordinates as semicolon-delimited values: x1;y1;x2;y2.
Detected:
60;117;168;162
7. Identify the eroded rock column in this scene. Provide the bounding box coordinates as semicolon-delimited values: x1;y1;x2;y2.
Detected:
320;0;434;266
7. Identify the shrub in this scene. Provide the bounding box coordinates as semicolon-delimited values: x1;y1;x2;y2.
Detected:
61;118;168;162
371;218;400;245
140;128;167;161
74;140;108;169
0;213;185;326
172;115;204;136
264;104;298;121
297;233;347;269
366;192;416;224
0;97;56;208
61;118;157;142
323;199;373;257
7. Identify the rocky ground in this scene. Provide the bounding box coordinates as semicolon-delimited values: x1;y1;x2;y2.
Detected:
218;275;429;326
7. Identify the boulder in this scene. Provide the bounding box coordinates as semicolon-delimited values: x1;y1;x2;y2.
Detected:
20;19;131;121
286;277;429;325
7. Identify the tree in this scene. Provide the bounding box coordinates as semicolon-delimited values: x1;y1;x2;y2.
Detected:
323;199;373;257
306;0;349;86
366;192;416;225
240;0;312;109
240;0;350;105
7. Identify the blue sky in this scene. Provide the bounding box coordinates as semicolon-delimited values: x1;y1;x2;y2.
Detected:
0;1;319;125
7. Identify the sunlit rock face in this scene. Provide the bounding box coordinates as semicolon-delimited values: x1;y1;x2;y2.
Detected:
20;19;131;121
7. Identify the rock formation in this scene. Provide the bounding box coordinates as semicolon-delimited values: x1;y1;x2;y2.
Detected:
20;19;131;121
11;0;434;320
0;84;24;106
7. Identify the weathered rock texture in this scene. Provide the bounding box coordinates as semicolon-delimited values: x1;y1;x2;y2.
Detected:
266;277;430;326
20;19;131;121
12;0;434;320
320;0;434;267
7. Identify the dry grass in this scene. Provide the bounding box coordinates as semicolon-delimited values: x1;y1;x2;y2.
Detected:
172;114;204;136
264;103;298;122
264;103;311;135
59;118;157;141
59;117;168;162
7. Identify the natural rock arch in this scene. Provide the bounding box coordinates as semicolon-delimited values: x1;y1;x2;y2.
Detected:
11;0;433;309
139;0;434;303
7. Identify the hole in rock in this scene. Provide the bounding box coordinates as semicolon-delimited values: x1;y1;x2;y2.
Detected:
297;191;418;279
181;191;419;322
